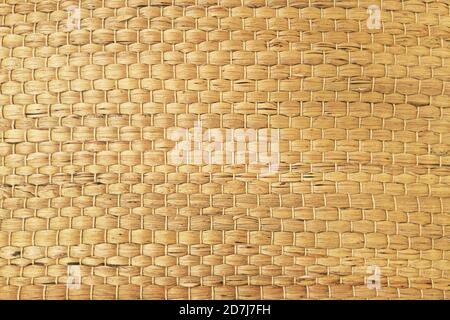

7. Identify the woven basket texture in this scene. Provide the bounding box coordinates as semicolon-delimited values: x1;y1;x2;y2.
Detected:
0;0;449;300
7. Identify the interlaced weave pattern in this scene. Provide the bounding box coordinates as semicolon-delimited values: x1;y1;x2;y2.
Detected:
0;0;449;300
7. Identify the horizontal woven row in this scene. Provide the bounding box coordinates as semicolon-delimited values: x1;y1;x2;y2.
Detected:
1;284;447;300
1;231;449;249
0;0;449;300
0;1;448;13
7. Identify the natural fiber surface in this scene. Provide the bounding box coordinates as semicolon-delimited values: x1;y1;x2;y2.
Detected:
0;0;449;300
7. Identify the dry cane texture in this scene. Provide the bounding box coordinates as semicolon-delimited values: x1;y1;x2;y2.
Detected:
0;0;449;300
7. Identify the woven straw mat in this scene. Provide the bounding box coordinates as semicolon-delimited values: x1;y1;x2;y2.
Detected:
0;0;449;300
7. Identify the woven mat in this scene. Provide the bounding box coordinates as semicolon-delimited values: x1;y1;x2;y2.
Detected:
0;0;449;300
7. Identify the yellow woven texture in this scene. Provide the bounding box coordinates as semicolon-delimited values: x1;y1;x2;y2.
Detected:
0;0;449;300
